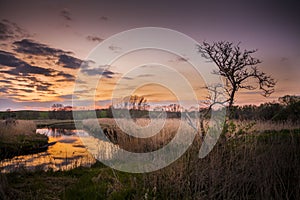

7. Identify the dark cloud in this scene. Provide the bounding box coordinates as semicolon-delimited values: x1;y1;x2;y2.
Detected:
2;65;53;76
108;45;122;53
0;21;12;40
56;79;73;82
177;57;189;62
25;76;38;82
168;56;189;63
122;77;133;80
60;9;72;21
140;65;156;68
0;50;54;76
59;94;78;99
0;50;25;67
0;80;11;84
0;88;8;93
2;86;35;95
86;35;103;43
81;66;115;78
100;16;108;21
36;85;50;92
137;74;154;78
57;71;74;79
5;75;55;93
0;19;29;41
19;88;34;93
58;54;82;69
13;39;69;56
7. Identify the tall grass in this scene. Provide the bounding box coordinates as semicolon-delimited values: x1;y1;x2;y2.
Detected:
80;118;300;199
0;120;48;160
0;120;36;137
140;129;300;199
82;118;191;152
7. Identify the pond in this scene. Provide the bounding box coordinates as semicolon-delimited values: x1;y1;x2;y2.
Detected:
0;128;119;173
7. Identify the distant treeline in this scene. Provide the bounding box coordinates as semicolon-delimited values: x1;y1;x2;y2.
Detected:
231;102;299;122
1;95;299;121
0;110;106;120
0;109;179;120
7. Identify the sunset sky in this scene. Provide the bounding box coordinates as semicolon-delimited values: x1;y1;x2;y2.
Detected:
0;0;299;110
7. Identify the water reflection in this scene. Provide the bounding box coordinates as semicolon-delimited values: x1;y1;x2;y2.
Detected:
0;128;119;173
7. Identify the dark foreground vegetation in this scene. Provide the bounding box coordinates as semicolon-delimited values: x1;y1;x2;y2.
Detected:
1;129;299;199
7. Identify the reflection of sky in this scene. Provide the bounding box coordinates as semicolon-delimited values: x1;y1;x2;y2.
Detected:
0;129;119;173
0;0;299;110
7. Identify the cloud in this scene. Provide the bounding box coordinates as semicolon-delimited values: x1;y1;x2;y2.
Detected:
0;50;54;76
60;9;72;21
81;66;115;78
0;50;25;67
108;45;122;53
86;35;103;42
0;88;8;93
14;65;53;76
0;97;58;111
13;39;69;56
100;16;108;21
177;57;189;62
57;54;82;69
57;71;75;79
36;85;51;92
0;20;13;40
0;80;11;84
59;94;79;100
18;88;34;93
122;77;133;80
0;19;29;41
2;86;35;95
168;55;189;63
13;39;84;70
1;65;54;77
137;74;154;78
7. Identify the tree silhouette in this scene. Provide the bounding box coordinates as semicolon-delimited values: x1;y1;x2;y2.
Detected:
198;41;276;112
51;103;64;111
115;95;148;110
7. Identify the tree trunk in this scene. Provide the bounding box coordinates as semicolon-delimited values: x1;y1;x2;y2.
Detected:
228;87;236;118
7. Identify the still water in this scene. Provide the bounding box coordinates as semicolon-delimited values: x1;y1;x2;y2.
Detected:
0;128;119;173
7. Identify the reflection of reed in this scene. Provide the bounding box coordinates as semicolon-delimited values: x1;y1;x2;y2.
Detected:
80;136;120;161
0;150;96;173
0;130;97;173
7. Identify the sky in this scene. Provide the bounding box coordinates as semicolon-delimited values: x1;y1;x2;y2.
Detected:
0;0;299;110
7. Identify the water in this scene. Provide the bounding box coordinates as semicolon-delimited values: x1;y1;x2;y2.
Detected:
0;128;119;173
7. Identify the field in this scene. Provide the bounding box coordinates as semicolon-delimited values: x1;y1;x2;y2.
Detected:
0;118;299;199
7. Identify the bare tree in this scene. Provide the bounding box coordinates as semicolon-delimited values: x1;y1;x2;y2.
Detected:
116;95;148;110
51;103;64;111
185;84;227;139
137;96;147;110
197;41;276;111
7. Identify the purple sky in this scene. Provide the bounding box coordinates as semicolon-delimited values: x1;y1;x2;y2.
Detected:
0;0;299;110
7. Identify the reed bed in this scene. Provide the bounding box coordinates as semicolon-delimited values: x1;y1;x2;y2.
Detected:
80;118;300;199
0;120;36;137
82;118;195;153
2;118;299;199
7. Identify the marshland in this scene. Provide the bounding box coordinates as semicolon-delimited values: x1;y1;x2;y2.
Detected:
1;2;300;198
1;99;300;199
